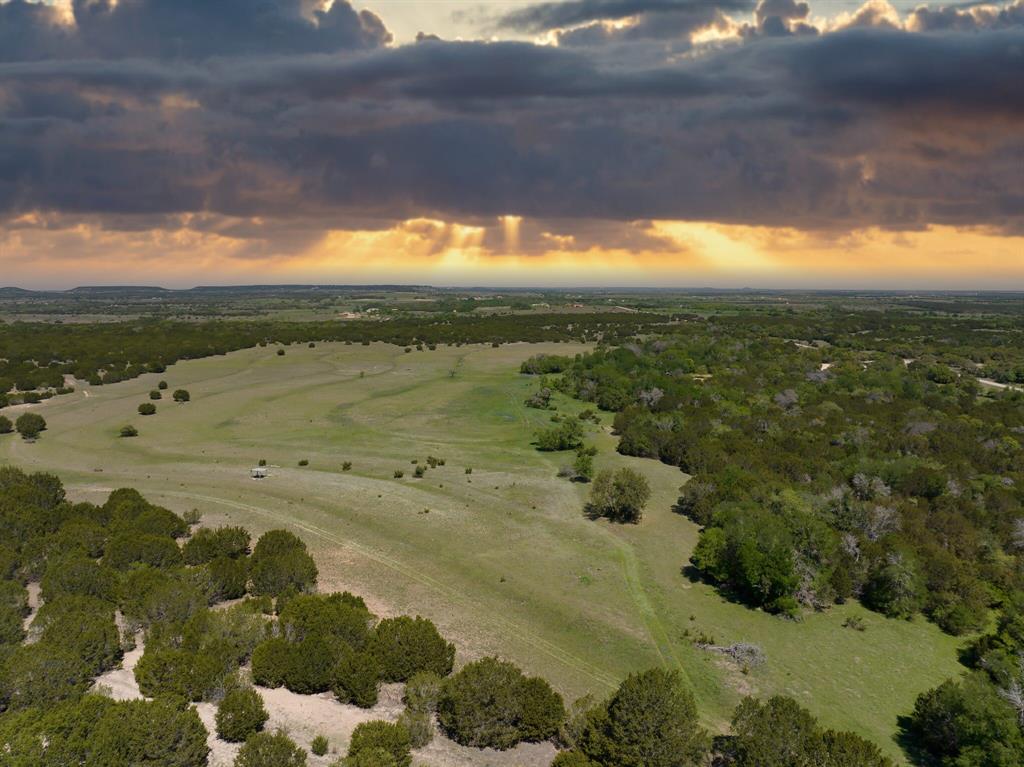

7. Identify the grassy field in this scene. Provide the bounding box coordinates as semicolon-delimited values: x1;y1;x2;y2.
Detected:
0;341;966;759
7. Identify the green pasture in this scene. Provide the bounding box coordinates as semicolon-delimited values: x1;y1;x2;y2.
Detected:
0;341;966;759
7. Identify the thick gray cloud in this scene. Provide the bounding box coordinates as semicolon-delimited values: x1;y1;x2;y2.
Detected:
0;0;1022;238
0;0;390;61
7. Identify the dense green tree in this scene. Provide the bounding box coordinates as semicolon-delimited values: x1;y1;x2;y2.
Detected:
33;595;122;674
403;670;443;713
251;638;293;688
14;412;46;439
0;415;12;434
88;698;210;767
0;643;93;710
347;721;412;767
908;673;1024;766
368;616;455;682
728;696;823;767
586;468;651;524
134;645;231;702
138;403;157;416
105;532;183;570
333;646;383;708
580;669;707;767
207;556;249;601
41;554;119;604
437;657;565;750
183;526;250;565
173;389;191;403
216;685;269;742
278;592;372;647
250;549;318;597
234;730;306;767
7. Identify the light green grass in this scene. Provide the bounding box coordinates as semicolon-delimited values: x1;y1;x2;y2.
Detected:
0;341;965;759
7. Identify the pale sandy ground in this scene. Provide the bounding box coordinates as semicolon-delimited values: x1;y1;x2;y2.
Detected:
979;378;1024;391
91;636;556;767
22;582;41;635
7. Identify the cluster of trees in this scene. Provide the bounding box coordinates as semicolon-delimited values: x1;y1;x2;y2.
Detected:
0;413;47;440
536;313;1023;634
0;313;663;407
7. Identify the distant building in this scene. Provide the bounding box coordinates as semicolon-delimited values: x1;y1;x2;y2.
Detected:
250;467;268;479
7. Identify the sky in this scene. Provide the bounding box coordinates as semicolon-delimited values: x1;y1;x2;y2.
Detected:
0;0;1022;289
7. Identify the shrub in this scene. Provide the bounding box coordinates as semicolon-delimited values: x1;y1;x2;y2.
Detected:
580;668;707;767
279;591;372;644
0;416;12;434
465;467;472;474
89;698;210;767
277;349;286;356
397;709;433;748
0;643;94;709
333;647;383;708
298;459;309;466
251;638;293;688
183;526;251;565
586;468;651;524
150;389;162;400
437;657;565;750
173;389;191;403
342;461;352;471
344;748;398;767
282;635;342;695
413;465;425;478
235;730;307;767
41;554;119;604
348;721;412;767
208;556;249;601
394;470;404;479
403;670;443;713
14;412;46;439
34;596;121;674
552;753;599;767
104;532;183;570
216;685;269;742
311;734;329;756
134;645;230;701
158;380;168;390
250;549;317;597
138;403;156;416
369;616;455;682
535;420;584;451
120;424;139;437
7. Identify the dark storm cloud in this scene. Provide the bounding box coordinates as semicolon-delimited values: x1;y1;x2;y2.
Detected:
1;0;1023;237
493;0;752;32
0;0;390;62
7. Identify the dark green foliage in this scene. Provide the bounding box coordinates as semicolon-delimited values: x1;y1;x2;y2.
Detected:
41;554;119;604
586;468;651;524
158;380;168;390
728;696;824;767
536;420;584;451
521;354;573;374
723;695;892;767
138;402;156;416
862;555;925;619
251;638;292;688
311;734;329;756
403;670;443;713
690;504;801;614
247;528;315;593
173;389;190;403
281;635;343;694
0;416;12;434
368;616;455;682
579;669;707;767
216;685;268;742
348;721;412;767
235;730;307;767
134;645;232;701
87;698;210;767
0;581;28;645
119;567;206;629
333;646;383;708
120;424;139;437
250;547;317;597
105;532;183;570
33;595;122;675
183;526;251;565
437;657;565;750
278;592;372;647
14;412;46;439
552;753;600;767
0;643;93;710
207;556;249;600
908;673;1024;766
397;709;433;748
344;748;398;767
150;389;162;400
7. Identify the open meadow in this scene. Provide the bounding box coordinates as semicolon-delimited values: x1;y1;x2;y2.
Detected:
0;340;967;760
